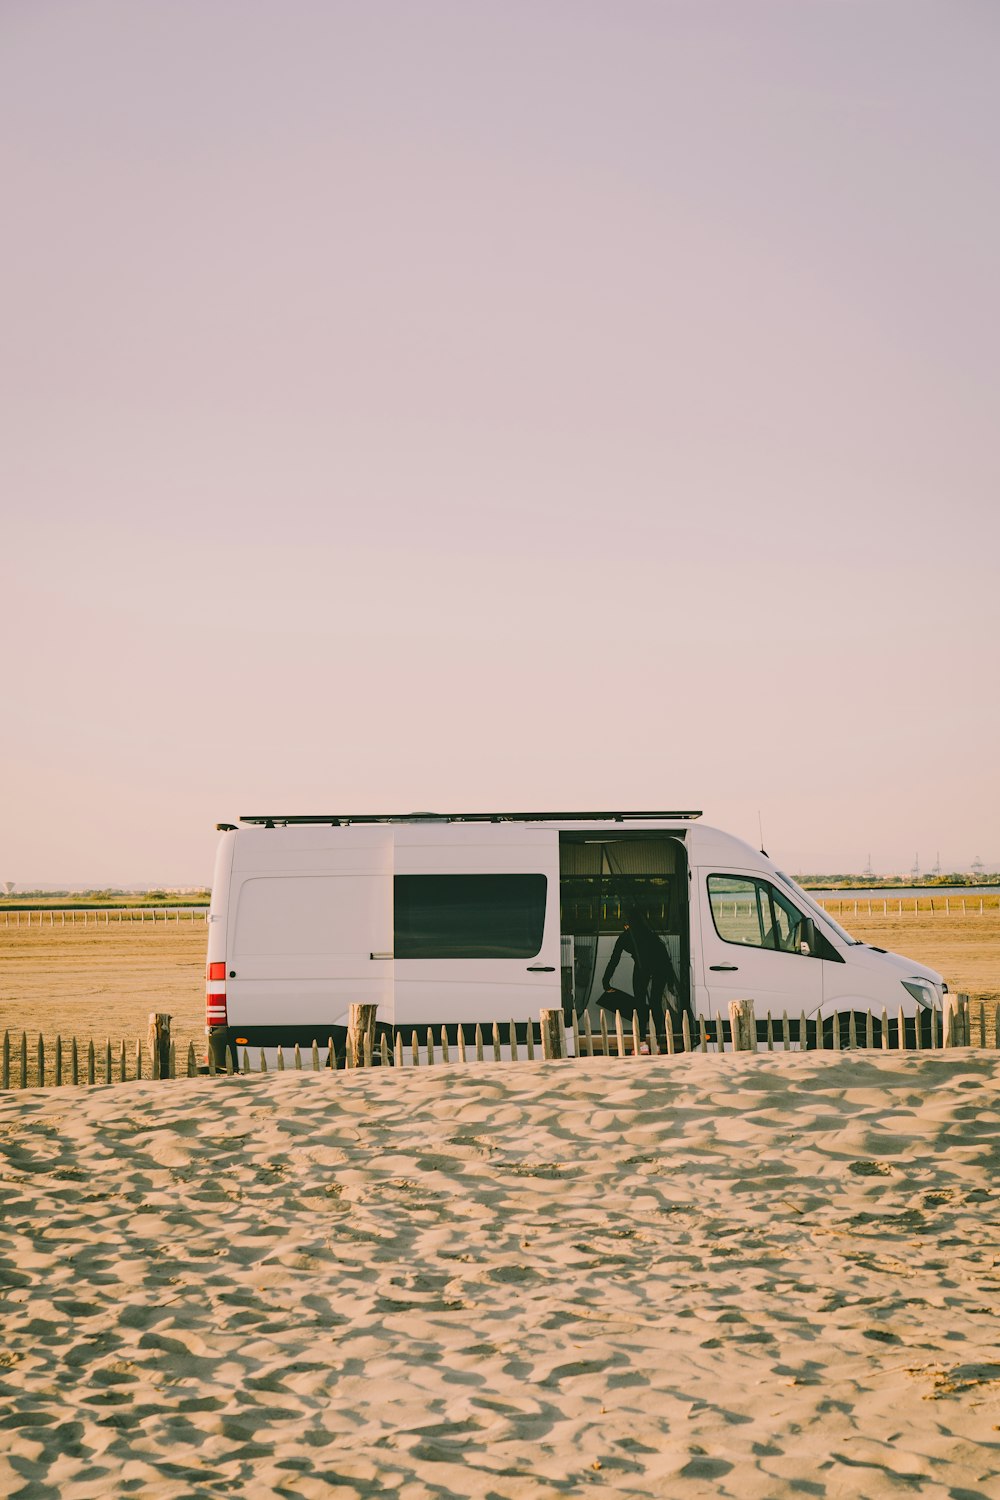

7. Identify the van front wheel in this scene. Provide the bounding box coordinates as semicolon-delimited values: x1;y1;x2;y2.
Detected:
821;1011;883;1049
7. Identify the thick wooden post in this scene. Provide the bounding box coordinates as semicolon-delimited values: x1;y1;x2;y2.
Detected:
147;1013;172;1081
347;1003;377;1068
728;999;756;1052
944;993;968;1048
540;1008;565;1060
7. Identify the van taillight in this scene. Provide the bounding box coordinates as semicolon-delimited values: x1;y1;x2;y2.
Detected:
206;961;228;1026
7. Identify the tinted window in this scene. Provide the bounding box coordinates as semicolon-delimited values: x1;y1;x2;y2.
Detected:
394;874;547;959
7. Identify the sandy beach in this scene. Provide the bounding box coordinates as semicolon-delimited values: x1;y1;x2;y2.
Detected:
2;1052;999;1498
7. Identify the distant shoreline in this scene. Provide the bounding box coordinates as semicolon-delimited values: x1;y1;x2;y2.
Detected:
0;899;209;911
803;876;1000;888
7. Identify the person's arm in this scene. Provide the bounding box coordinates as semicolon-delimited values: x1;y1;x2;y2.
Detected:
602;932;628;990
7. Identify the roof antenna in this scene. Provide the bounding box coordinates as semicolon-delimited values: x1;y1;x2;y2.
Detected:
758;810;768;858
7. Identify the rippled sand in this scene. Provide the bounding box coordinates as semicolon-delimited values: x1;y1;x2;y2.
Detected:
2;1052;999;1497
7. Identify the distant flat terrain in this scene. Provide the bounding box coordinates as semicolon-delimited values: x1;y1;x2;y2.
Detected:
1;911;997;1064
0;923;206;1065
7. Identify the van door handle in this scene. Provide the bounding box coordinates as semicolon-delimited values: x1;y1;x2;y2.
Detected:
709;963;739;971
526;965;555;972
370;952;393;960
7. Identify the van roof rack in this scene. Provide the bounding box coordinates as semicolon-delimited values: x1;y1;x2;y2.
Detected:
238;810;702;826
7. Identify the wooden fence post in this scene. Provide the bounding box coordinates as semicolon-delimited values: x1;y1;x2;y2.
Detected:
347;1004;377;1068
944;993;968;1048
728;999;756;1052
147;1014;172;1081
540;1008;565;1060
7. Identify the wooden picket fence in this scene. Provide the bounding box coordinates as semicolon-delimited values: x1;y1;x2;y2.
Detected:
1;994;993;1092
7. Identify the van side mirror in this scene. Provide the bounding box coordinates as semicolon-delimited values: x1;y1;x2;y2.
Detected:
799;917;816;956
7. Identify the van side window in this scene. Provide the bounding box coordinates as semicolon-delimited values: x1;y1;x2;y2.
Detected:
394;874;547;959
708;875;812;955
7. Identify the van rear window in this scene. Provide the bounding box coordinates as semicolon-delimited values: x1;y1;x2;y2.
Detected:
394;874;547;959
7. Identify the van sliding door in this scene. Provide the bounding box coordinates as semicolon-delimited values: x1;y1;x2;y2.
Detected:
392;826;561;1033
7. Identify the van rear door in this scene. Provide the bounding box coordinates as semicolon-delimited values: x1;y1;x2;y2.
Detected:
227;826;394;1038
393;824;561;1034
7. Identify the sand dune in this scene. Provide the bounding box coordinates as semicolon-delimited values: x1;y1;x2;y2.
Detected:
2;1053;999;1497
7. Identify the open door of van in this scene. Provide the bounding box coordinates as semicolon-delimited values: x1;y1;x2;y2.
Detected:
392;824;562;1035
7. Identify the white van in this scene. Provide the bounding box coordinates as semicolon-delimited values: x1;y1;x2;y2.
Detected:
205;810;945;1063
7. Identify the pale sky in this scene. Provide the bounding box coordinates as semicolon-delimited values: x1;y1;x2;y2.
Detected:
1;0;998;885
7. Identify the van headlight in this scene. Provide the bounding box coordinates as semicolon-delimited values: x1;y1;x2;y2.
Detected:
902;979;939;1010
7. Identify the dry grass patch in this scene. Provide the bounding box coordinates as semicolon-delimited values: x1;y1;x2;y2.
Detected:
0;924;205;1080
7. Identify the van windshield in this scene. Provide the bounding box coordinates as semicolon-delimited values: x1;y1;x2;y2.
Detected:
774;871;861;946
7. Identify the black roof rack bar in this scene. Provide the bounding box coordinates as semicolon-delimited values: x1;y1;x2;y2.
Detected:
238;810;702;826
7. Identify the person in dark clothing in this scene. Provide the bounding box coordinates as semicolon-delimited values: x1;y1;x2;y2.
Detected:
602;906;679;1037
